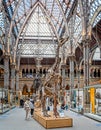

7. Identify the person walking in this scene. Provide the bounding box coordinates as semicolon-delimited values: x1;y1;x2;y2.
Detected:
24;99;31;120
29;99;34;117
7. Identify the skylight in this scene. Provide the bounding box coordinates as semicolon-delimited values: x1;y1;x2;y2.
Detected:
93;47;101;60
21;6;56;39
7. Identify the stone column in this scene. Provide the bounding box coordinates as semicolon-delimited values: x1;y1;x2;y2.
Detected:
92;69;94;78
4;54;10;89
16;69;19;91
10;63;16;91
83;41;90;87
100;46;101;58
83;40;90;109
15;69;19;105
77;64;80;110
100;69;101;78
89;62;92;78
96;68;98;78
69;54;75;103
79;0;90;112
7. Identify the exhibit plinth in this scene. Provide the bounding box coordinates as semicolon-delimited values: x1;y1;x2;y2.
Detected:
34;110;73;129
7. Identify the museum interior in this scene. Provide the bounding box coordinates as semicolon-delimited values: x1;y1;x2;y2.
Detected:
0;0;101;127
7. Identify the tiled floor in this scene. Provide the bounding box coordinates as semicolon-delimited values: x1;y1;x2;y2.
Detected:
0;107;101;130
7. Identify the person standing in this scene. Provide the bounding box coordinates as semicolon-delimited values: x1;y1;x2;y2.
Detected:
20;98;24;108
29;99;34;117
24;99;31;120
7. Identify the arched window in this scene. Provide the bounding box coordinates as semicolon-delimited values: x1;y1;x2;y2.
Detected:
22;85;28;95
81;69;83;75
74;69;76;77
22;69;25;77
30;69;32;74
33;69;36;73
98;69;100;77
68;69;70;77
43;68;46;74
94;69;97;77
40;69;42;74
26;69;28;74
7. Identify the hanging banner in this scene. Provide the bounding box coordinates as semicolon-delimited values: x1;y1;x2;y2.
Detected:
90;88;95;113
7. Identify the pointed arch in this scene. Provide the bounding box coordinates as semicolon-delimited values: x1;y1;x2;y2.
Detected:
53;0;69;35
38;2;59;40
90;5;101;26
22;84;28;95
89;49;96;64
13;2;60;63
79;0;88;37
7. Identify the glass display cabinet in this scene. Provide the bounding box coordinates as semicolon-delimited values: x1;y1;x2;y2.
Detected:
0;88;16;114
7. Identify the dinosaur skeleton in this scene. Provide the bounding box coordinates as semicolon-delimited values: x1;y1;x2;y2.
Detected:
40;37;68;117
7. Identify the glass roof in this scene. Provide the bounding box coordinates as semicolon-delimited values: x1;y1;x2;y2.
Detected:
1;0;101;59
3;0;75;58
0;44;2;49
0;12;5;34
65;2;82;53
70;0;101;48
93;47;101;60
93;12;101;27
90;0;101;27
73;3;82;44
10;0;69;35
3;0;75;37
21;6;56;39
19;5;58;57
18;40;57;58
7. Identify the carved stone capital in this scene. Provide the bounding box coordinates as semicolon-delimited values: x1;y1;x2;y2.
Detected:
10;63;16;69
82;38;90;47
68;54;75;61
4;53;10;60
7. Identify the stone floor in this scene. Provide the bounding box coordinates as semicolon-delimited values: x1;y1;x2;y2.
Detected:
0;107;101;130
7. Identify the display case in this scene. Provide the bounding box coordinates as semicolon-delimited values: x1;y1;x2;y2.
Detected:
76;88;84;111
95;88;101;115
0;88;16;114
84;85;101;115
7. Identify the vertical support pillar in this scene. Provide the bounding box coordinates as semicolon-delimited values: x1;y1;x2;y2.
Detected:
96;69;98;78
100;46;101;58
89;67;92;78
91;69;94;78
16;69;19;91
15;69;19;106
83;40;90;111
69;54;75;105
79;0;90;112
77;64;80;111
100;69;101;78
4;55;10;89
83;42;89;87
93;68;94;78
11;63;16;91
